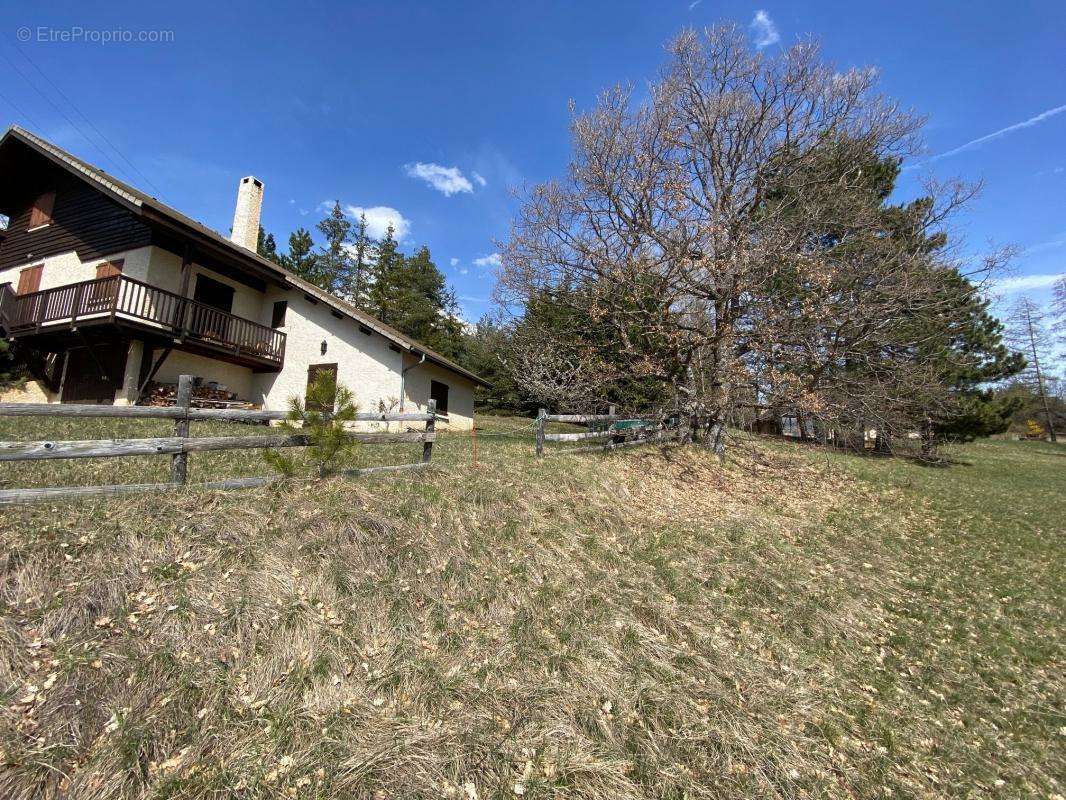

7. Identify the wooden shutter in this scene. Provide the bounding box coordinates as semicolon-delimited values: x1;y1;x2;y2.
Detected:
17;264;43;294
87;260;123;310
95;259;124;279
29;191;55;228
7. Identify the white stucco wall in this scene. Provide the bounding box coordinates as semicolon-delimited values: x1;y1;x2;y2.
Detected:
0;245;152;291
253;291;405;414
401;356;475;431
250;291;475;429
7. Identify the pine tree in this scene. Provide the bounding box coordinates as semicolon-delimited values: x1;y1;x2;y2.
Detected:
1006;297;1057;442
364;231;465;358
256;226;281;265
367;225;403;322
346;213;375;308
315;202;353;295
280;228;319;285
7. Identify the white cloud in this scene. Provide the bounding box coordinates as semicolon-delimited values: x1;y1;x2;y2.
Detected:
1025;234;1066;255
472;171;487;187
403;162;475;196
927;104;1066;163
750;10;779;49
450;257;460;266
991;272;1065;295
473;252;502;268
343;205;411;240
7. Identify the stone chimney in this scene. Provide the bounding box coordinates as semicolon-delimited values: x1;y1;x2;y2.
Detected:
230;176;263;252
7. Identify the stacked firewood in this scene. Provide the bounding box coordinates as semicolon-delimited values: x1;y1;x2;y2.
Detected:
139;381;256;409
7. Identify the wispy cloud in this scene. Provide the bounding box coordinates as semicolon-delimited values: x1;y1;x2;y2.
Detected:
749;10;779;49
449;257;459;266
991;272;1065;295
926;104;1066;163
473;253;502;268
472;171;487;188
403;162;476;196
688;0;703;10
1020;232;1066;256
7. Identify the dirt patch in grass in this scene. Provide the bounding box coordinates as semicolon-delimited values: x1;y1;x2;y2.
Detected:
0;431;1062;798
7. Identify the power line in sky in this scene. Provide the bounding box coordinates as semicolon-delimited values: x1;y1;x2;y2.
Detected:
10;44;167;200
0;46;167;202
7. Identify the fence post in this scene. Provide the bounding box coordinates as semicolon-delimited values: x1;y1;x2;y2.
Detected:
170;374;192;484
422;399;436;464
535;408;547;458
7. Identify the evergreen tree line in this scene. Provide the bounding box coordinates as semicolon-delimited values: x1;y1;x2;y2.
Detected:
257;203;465;360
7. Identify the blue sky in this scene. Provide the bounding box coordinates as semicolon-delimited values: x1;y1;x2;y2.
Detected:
2;1;1064;324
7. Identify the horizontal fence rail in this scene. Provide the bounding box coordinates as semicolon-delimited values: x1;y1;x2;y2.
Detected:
0;374;437;504
534;407;680;457
0;403;434;423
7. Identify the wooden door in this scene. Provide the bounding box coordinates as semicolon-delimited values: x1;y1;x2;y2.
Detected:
305;363;338;412
61;342;128;404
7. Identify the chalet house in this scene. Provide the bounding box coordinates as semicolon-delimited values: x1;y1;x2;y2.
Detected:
0;126;487;428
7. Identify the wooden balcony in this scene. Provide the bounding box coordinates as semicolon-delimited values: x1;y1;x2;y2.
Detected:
0;275;285;370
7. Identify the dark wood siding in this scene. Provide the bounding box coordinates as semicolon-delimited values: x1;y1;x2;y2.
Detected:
0;167;151;272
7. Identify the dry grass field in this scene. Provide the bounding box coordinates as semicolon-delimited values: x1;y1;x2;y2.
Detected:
0;414;1062;799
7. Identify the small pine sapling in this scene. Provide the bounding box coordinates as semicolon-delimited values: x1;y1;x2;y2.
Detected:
263;372;359;478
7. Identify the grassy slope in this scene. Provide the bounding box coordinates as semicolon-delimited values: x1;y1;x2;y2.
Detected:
0;416;1062;799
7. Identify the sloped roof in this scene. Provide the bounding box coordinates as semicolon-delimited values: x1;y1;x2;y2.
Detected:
0;125;489;387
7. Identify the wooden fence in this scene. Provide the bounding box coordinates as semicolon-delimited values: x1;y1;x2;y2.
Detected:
534;407;679;457
0;374;437;505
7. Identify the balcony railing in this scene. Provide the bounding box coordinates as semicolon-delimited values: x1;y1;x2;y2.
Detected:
4;275;286;367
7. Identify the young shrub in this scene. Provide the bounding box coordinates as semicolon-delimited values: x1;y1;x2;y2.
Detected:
1025;419;1046;440
264;372;359;478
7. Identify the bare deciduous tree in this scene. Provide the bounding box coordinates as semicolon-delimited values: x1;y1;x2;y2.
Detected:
1005;296;1058;442
498;26;997;451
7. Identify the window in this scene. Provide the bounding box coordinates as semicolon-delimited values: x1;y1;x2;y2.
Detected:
16;264;43;294
271;300;288;328
29;191;55;229
192;274;235;313
430;380;449;416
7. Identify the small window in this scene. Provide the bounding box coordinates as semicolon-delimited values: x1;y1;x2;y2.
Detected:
271;300;288;328
430;379;449;416
29;191;55;229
